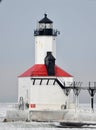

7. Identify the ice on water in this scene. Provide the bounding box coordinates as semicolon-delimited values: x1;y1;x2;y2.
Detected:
0;103;96;129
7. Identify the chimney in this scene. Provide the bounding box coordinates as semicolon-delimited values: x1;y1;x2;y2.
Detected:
45;52;55;76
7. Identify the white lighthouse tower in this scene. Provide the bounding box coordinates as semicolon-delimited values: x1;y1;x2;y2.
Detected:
35;13;56;64
18;14;73;114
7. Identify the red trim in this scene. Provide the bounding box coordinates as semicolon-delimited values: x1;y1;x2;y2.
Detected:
19;64;73;77
30;104;36;108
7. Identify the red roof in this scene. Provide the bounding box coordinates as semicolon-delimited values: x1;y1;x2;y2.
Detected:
19;64;73;77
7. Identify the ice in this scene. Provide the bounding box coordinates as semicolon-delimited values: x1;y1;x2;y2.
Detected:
0;103;96;129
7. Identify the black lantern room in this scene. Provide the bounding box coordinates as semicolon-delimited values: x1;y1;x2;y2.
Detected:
34;14;57;36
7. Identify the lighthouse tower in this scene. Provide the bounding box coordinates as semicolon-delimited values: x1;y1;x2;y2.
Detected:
35;13;56;65
18;14;73;111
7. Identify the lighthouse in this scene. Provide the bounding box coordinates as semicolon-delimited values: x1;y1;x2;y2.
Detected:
6;14;96;124
18;14;73;111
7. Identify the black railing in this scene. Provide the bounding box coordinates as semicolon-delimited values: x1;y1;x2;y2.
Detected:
34;29;59;36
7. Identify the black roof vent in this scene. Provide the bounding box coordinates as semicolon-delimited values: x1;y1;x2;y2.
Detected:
45;52;55;76
39;14;53;24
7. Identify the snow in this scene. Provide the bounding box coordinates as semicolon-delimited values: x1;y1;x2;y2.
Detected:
0;103;96;129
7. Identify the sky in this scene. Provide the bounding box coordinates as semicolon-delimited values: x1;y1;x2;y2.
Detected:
0;0;96;103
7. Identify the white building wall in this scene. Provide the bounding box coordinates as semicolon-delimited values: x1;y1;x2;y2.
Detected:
35;36;56;64
29;84;66;110
18;77;74;110
18;77;31;104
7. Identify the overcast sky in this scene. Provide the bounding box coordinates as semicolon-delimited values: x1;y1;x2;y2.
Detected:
0;0;96;103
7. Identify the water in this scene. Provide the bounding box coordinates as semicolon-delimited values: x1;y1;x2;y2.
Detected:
0;103;96;129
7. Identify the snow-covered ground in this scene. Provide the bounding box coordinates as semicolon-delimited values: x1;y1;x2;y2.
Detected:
0;103;96;129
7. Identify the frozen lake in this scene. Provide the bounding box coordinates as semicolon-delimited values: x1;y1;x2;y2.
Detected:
0;103;96;129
